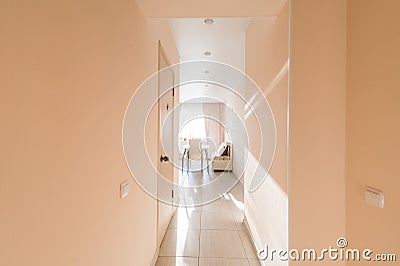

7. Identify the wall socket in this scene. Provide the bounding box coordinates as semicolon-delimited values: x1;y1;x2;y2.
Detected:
364;186;384;208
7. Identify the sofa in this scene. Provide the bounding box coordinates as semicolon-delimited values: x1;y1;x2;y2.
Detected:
212;142;233;171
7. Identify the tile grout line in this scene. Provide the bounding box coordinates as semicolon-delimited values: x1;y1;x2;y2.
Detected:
166;170;246;264
198;186;203;265
238;229;253;261
231;201;250;262
230;200;251;261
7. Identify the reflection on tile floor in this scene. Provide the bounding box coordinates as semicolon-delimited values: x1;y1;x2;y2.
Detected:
156;170;260;266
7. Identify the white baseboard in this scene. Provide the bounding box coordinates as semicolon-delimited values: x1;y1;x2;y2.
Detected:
150;247;159;266
243;216;261;262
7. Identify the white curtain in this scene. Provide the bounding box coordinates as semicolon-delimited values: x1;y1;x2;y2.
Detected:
202;103;225;148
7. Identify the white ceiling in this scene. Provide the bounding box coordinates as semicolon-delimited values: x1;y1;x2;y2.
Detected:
168;18;249;68
135;0;287;103
168;18;249;103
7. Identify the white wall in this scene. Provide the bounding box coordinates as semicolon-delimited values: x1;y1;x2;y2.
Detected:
224;98;246;178
179;103;205;132
244;2;289;265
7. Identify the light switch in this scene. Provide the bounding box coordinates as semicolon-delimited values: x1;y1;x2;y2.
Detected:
364;186;384;208
120;180;131;199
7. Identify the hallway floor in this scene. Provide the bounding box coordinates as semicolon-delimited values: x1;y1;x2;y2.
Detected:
156;170;260;266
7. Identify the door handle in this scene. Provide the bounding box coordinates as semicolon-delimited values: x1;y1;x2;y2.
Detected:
160;155;169;162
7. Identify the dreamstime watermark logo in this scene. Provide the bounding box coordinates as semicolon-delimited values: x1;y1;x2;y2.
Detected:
122;61;277;206
258;237;397;262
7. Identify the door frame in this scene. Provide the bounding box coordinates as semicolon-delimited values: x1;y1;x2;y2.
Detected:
156;41;176;247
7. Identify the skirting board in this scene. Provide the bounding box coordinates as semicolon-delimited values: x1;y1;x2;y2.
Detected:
150;247;159;266
243;216;261;263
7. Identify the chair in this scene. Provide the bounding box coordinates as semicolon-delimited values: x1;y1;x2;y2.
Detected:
179;139;190;173
187;138;203;171
199;138;214;174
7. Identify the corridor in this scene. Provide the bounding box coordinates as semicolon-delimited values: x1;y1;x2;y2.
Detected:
156;171;260;266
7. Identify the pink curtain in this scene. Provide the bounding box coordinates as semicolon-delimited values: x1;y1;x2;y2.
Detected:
202;103;225;148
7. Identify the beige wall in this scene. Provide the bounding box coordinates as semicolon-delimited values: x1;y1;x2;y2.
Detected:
0;1;178;265
346;0;400;264
244;2;289;265
247;1;399;265
289;0;346;265
136;0;287;18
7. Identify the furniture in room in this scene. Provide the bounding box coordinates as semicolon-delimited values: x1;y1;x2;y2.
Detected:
212;142;233;171
187;138;202;172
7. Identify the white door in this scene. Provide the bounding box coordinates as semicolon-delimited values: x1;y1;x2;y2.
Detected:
157;43;175;247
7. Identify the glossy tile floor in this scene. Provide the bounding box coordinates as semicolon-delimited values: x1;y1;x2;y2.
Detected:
156;168;260;266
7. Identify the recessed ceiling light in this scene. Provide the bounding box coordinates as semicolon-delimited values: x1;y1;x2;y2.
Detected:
204;70;210;74
204;18;214;25
204;51;211;56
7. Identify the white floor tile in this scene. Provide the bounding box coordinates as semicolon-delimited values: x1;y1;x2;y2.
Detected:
156;257;199;266
232;211;246;231
248;259;261;266
200;230;247;258
201;211;237;230
199;258;249;266
178;187;203;208
201;172;240;203
238;230;258;259
169;209;201;229
158;167;250;263
228;183;245;202
159;229;200;257
201;199;231;213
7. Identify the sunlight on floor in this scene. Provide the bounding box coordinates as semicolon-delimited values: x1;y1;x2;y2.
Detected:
156;170;260;266
228;192;245;211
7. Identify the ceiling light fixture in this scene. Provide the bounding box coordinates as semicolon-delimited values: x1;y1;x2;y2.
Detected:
204;18;214;25
204;51;211;56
